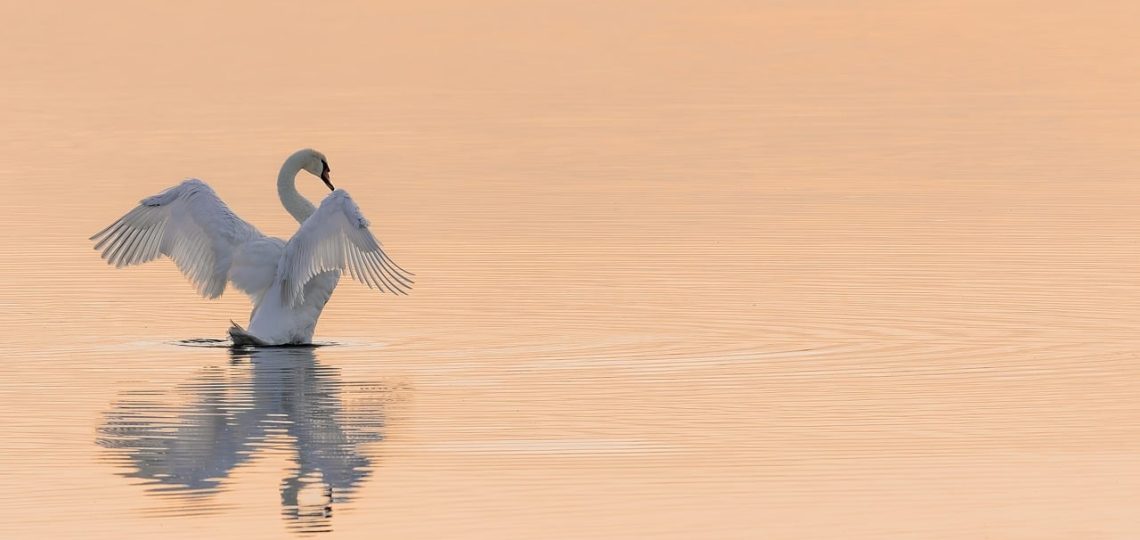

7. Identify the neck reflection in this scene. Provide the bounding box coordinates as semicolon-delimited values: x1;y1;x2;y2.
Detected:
98;346;387;534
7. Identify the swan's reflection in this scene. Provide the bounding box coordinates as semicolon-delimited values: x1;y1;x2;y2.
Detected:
97;346;388;533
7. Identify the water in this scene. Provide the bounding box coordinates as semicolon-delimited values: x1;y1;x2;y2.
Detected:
4;1;1140;538
97;346;386;534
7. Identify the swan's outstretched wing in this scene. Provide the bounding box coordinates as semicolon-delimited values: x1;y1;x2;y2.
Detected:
281;189;412;306
90;179;264;299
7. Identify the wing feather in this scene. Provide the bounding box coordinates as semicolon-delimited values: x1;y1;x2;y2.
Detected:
281;190;412;306
91;179;263;299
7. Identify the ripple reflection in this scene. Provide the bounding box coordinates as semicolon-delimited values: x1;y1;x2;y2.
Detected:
97;347;390;534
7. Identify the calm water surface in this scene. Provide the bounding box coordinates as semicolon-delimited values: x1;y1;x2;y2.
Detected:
4;1;1140;538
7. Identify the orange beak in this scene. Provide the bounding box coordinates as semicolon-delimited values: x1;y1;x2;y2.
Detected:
320;161;334;190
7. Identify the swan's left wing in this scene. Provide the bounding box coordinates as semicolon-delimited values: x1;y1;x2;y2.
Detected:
281;190;413;306
89;179;265;299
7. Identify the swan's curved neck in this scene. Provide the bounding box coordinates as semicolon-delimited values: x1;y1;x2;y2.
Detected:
278;153;315;224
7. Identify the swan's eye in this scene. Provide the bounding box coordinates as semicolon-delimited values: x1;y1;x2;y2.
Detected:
320;159;330;174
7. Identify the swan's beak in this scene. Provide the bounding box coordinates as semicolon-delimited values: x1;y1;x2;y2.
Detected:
320;170;334;191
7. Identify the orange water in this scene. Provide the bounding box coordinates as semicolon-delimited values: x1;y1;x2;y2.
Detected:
3;1;1140;538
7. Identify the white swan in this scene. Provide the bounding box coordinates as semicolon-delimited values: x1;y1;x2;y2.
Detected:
90;149;412;345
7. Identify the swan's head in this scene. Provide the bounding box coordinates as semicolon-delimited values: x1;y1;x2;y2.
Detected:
296;148;334;191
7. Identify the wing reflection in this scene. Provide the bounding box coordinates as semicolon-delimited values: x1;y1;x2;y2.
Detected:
97;347;388;533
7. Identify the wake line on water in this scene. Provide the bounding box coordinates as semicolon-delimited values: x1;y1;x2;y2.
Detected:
174;338;338;349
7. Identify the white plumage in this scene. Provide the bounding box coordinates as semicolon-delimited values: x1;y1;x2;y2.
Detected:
91;149;412;345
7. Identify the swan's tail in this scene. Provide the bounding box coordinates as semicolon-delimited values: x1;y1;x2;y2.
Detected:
228;320;269;347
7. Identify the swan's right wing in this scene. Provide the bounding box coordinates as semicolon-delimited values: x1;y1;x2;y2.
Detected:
90;179;263;299
281;189;413;306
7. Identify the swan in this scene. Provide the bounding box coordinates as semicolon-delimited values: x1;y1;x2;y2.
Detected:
90;148;412;346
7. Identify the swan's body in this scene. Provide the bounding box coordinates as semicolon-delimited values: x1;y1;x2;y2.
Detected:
91;149;412;345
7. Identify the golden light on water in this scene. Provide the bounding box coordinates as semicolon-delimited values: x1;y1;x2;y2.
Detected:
3;1;1140;538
